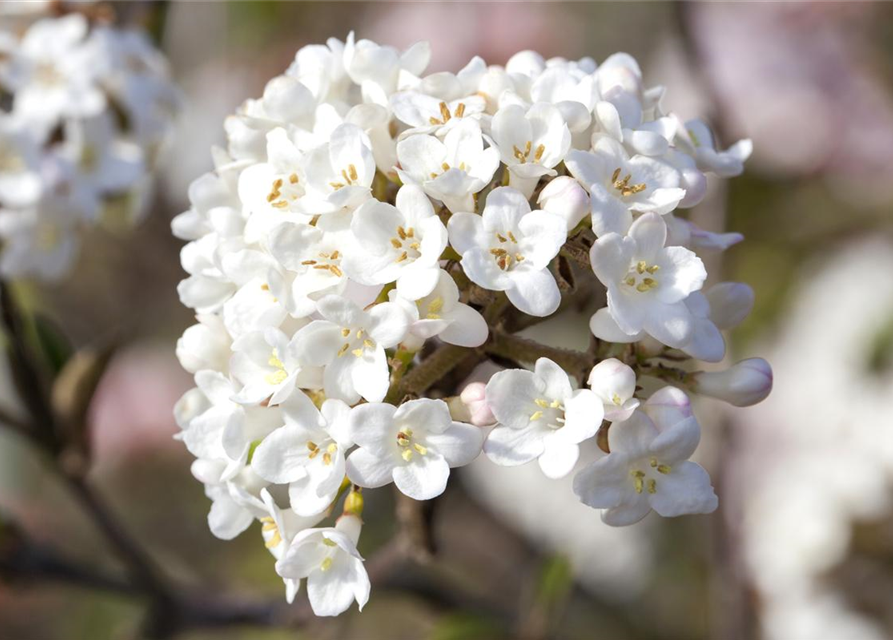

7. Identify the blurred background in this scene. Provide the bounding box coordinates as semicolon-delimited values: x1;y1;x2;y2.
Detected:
2;2;893;639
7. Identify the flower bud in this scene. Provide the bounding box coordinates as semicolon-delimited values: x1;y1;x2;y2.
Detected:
460;382;495;426
693;358;772;407
343;488;364;518
705;282;754;330
537;176;590;231
335;513;363;545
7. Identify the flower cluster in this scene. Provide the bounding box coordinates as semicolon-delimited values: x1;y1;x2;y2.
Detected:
173;34;771;617
0;12;178;280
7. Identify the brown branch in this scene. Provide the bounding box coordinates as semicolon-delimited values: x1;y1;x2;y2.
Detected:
484;330;593;382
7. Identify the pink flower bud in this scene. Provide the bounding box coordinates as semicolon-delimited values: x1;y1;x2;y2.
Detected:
460;382;496;426
537;176;590;230
693;358;772;407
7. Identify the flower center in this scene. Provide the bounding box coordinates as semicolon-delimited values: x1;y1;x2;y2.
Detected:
396;428;427;462
320;538;338;571
307;440;338;465
329;164;359;190
267;173;301;209
390;225;421;264
429;160;466;180
429;101;466;126
35;62;62;86
629;457;672;494
301;249;344;278
264;349;288;385
260;516;282;549
513;140;545;165
530;397;565;429
610;167;647;197
622;260;660;293
490;230;525;271
418;296;444;320
337;327;376;358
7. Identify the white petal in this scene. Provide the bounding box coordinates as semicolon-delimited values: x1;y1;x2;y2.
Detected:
538;442;579;479
426;422;484;467
392;452;450;500
486;369;541;429
642;301;695;349
346;448;396;488
648;462;717;517
251;426;311;484
208;495;254;540
438;303;488;347
306;560;357;616
506;268;560;317
483;424;547;467
628;212;666;263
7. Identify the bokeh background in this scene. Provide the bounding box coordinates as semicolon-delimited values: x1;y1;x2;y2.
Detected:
2;2;893;639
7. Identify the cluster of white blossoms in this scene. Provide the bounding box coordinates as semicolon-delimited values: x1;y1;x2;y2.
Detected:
0;12;178;280
173;34;771;617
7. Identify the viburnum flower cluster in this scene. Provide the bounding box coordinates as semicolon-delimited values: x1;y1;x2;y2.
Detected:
0;12;178;280
173;34;771;617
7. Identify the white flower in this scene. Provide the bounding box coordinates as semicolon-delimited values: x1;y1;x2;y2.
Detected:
286;37;350;104
0;115;42;207
293;296;410;404
588;358;640;422
390;268;488;349
594;87;676;157
596;53;644;99
676;118;752;177
176;371;282;474
266;213;359;318
237;128;311;243
276;513;370;616
344;184;447;299
390;91;486;137
396;118;499;213
448;186;566;317
536;176;591;231
0;196;79;280
258;488;323;604
565;136;685;237
252;392;353;516
172;163;244;242
345;398;483;500
80;25;181;146
219;249;293;338
485;358;604;479
342;32;430;103
491;103;571;197
589;282;753;363
573;387;717;526
693;358;773;407
60;113;145;205
589;212;706;348
299;123;375;214
194;463;265;540
229;327;321;406
0;15;104;129
176;313;232;374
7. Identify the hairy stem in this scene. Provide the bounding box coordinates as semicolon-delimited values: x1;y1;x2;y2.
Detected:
485;331;592;381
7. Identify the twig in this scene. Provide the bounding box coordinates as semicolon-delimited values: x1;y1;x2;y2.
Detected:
485;330;592;381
